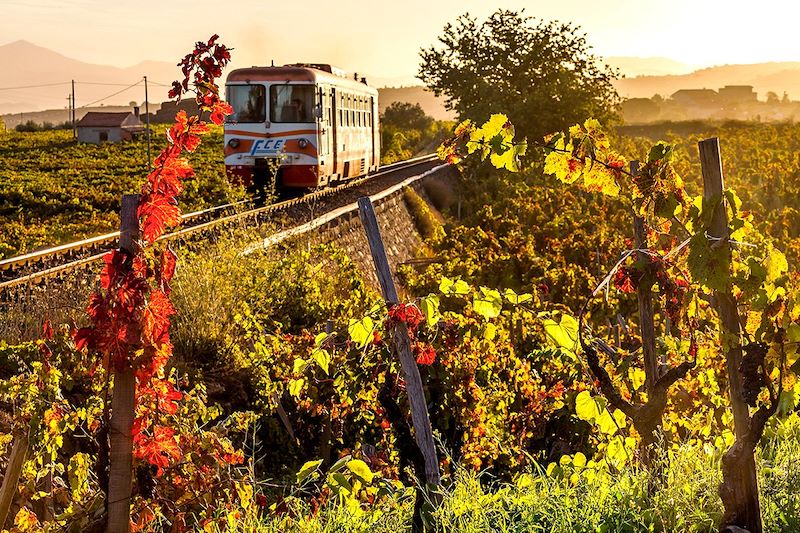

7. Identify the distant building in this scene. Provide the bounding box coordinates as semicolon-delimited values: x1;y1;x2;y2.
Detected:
149;100;208;123
76;111;144;143
670;89;718;105
621;97;661;123
718;85;758;104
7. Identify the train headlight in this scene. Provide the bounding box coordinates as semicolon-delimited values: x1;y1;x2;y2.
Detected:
228;138;240;148
298;138;309;149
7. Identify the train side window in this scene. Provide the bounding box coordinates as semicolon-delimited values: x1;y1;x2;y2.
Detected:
270;84;315;123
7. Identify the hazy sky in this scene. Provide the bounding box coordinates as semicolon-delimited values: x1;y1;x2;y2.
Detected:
3;0;800;83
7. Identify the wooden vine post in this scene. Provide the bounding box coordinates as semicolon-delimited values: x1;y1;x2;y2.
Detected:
630;161;660;393
698;138;762;533
629;161;663;469
107;194;139;533
357;196;441;486
0;434;29;528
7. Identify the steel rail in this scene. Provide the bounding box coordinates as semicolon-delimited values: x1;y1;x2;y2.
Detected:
0;154;439;291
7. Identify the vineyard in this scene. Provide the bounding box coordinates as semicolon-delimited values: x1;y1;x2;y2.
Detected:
0;106;449;262
0;124;235;259
3;28;800;533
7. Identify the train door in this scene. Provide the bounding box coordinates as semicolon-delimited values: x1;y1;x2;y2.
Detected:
331;87;339;176
370;96;376;170
317;86;332;177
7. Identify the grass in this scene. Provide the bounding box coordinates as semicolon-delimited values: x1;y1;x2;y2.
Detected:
200;413;800;532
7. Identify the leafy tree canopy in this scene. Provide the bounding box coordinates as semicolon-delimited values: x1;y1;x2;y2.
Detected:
381;101;434;131
418;9;620;143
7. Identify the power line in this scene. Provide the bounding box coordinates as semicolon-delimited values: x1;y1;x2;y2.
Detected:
0;90;72;103
76;81;146;87
78;80;143;109
0;82;70;91
0;80;179;100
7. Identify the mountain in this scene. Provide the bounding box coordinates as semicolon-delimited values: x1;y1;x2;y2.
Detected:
0;40;178;114
614;62;800;99
605;56;694;77
0;40;455;120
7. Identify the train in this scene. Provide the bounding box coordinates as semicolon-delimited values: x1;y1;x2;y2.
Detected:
223;63;380;194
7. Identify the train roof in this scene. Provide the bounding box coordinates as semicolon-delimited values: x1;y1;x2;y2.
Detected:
226;65;378;95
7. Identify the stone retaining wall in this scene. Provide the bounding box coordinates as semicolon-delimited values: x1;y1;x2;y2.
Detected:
288;164;457;289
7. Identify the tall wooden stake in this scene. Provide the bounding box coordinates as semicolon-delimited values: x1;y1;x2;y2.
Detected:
71;80;76;140
630;161;660;393
0;435;29;528
699;138;762;533
357;197;440;486
143;77;151;170
107;194;139;533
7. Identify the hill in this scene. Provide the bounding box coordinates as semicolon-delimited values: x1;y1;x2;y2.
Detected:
605;56;694;77
614;61;800;99
3;85;453;128
1;104;163;130
0;40;177;114
1;40;453;121
378;86;452;120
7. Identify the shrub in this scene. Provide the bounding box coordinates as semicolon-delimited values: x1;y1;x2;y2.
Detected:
423;179;454;213
403;186;443;240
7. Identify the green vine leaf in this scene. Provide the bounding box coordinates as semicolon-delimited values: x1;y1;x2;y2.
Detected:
348;317;375;348
473;287;503;319
296;459;323;484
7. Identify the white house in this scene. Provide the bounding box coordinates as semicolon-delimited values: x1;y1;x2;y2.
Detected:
76;111;144;144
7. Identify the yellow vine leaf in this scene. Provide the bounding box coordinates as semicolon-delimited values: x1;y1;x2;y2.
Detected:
582;163;620;197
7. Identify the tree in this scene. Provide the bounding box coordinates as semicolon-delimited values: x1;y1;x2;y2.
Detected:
766;91;779;105
419;10;620;143
382;102;433;131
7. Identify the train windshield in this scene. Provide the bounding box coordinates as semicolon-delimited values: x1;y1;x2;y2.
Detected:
226;84;266;123
270;85;315;123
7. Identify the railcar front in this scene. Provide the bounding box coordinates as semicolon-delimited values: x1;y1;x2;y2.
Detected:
223;64;379;194
224;66;323;192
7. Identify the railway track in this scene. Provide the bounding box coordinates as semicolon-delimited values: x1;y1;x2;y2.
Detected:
0;154;439;293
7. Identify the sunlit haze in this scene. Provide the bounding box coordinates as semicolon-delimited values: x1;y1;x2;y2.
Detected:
3;0;800;83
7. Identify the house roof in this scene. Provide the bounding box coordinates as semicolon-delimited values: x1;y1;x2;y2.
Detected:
671;89;717;97
76;112;141;127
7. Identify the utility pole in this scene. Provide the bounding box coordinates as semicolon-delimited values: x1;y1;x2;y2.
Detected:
144;76;151;169
71;80;76;139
